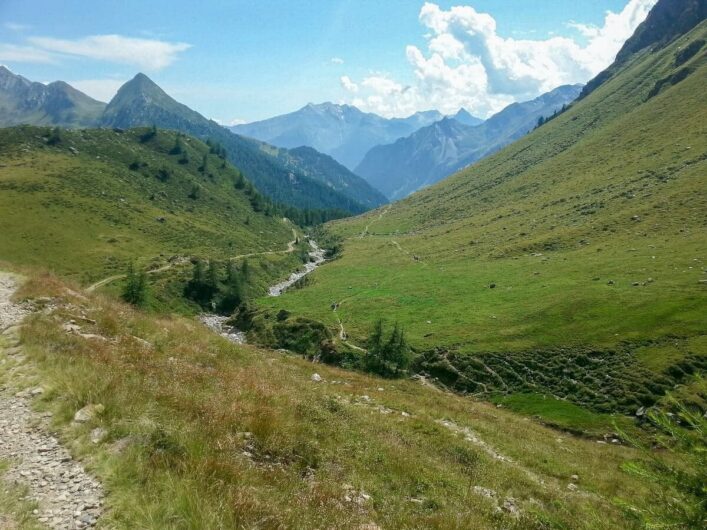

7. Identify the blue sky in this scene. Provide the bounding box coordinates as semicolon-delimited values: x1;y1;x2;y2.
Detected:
0;0;655;122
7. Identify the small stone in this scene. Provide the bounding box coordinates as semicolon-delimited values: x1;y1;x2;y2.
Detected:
567;483;578;491
310;373;322;382
570;474;579;481
73;404;104;423
502;497;520;516
90;428;108;444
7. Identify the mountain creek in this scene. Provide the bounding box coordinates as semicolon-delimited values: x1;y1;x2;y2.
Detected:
199;238;327;344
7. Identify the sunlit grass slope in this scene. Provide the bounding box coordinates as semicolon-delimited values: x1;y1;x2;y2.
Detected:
0;126;293;284
0;272;671;529
258;23;707;407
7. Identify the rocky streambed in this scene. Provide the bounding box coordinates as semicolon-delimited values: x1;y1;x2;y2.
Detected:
268;240;326;296
201;239;326;344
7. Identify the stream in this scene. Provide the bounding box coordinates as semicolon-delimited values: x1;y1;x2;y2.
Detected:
268;240;326;296
200;239;326;344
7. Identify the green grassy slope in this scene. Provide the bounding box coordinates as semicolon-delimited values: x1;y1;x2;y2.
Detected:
0;126;294;285
258;22;707;410
0;273;671;529
99;73;380;215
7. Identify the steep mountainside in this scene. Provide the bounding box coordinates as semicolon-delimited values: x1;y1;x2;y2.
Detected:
232;103;444;169
0;125;294;283
259;18;707;413
274;146;387;209
0;66;106;127
356;84;582;200
581;0;706;97
100;75;383;214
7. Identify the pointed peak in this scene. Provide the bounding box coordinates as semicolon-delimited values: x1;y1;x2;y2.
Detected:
451;108;484;126
128;72;159;88
112;72;165;100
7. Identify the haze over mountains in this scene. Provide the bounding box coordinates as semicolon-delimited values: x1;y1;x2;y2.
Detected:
0;69;387;215
355;84;582;200
232;102;448;170
0;66;105;127
0;65;584;207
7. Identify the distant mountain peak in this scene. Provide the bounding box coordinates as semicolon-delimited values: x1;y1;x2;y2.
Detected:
451;108;484;127
232;102;444;169
119;72;163;96
0;67;105;127
355;84;582;200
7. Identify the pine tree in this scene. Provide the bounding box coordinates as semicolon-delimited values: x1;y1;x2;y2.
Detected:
47;127;62;146
219;262;244;312
122;262;148;306
169;135;184;155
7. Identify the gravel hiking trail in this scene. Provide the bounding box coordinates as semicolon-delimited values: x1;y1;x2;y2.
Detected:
0;272;104;529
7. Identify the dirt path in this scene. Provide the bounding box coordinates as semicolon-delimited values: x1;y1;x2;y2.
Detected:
0;273;104;529
87;229;300;293
358;205;390;238
333;306;366;353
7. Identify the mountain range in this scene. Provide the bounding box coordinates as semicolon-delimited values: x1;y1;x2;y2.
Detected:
0;69;387;215
0;66;105;127
231;102;453;169
354;84;582;200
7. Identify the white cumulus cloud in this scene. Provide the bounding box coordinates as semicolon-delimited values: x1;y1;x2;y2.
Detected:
27;34;191;70
340;75;359;93
340;0;656;118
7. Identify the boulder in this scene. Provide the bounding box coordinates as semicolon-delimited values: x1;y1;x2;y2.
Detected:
73;404;104;424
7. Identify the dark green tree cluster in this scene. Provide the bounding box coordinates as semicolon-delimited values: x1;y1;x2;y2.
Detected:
122;262;149;306
363;320;411;378
140;124;158;143
232;169;349;225
184;259;246;312
169;135;184;155
206;138;227;159
156;167;172;182
46;127;62;146
535;104;569;129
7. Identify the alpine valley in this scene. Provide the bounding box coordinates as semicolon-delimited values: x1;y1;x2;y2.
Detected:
0;1;704;529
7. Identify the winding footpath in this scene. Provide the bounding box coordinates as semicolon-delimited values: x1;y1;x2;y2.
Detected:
0;273;104;529
87;229;300;293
